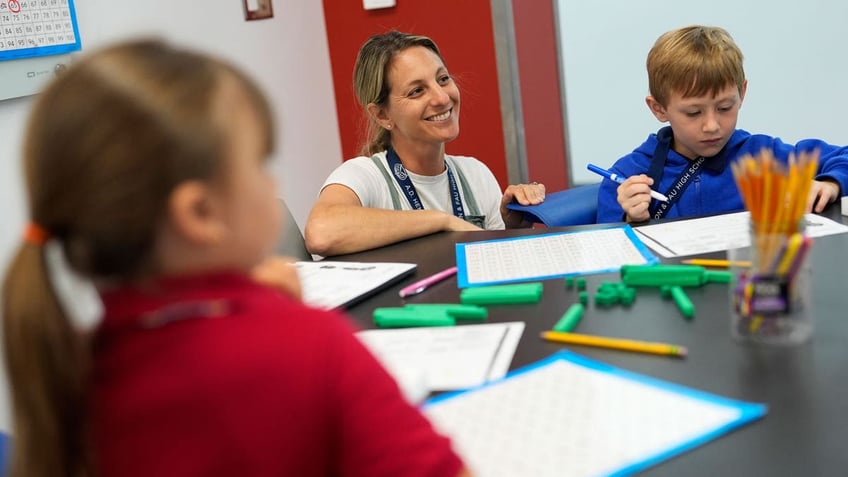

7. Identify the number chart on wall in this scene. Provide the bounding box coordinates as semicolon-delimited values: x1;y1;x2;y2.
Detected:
0;0;81;61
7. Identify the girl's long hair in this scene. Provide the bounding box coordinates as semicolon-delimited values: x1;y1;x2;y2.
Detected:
1;39;274;477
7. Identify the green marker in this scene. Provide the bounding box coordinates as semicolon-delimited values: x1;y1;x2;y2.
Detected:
553;303;584;332
403;303;488;320
460;282;543;305
373;307;456;328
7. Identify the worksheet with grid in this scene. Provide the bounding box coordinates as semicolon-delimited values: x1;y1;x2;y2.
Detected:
0;0;80;60
455;225;658;287
424;351;767;477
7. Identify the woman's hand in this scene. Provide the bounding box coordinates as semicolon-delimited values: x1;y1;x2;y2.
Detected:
501;182;546;228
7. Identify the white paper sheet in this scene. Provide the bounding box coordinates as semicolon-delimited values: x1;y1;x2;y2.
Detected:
634;211;848;258
356;322;525;399
295;261;416;310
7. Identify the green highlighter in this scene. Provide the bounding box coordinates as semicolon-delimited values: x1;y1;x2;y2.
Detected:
403;303;488;320
621;264;732;287
373;307;456;328
460;282;543;305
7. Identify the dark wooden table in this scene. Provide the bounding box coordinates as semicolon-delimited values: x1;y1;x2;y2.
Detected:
332;205;848;476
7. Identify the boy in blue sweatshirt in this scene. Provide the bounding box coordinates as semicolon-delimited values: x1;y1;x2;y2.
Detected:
596;25;848;223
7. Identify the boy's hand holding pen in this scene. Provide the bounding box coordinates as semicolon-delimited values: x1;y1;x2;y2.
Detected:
588;164;668;223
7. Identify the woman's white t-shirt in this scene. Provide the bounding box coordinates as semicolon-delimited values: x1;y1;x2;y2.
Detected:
321;151;506;230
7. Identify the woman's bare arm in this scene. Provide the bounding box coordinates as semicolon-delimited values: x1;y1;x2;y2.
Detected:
305;184;480;257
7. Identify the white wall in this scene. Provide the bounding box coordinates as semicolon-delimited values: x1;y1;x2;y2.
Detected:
0;0;342;432
557;0;848;184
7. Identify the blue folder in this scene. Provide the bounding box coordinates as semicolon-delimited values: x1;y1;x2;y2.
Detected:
506;182;600;227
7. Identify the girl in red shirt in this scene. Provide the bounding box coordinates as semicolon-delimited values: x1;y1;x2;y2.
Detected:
2;40;470;477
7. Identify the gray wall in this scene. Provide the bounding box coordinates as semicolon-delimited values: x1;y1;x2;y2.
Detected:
557;0;848;184
0;0;343;432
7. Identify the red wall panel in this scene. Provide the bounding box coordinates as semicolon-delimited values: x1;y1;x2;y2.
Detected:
322;0;508;187
512;0;569;190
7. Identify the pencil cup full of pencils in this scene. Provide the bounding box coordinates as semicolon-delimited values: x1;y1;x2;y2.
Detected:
728;149;817;345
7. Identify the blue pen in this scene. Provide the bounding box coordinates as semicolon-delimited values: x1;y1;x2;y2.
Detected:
587;163;669;202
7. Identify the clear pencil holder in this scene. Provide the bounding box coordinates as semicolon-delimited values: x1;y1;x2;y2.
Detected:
729;222;813;345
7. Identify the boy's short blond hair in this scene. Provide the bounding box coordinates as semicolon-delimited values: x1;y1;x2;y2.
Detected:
647;25;745;106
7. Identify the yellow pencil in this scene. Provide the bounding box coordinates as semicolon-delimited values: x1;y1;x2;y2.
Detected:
775;233;804;275
540;331;687;358
681;258;752;268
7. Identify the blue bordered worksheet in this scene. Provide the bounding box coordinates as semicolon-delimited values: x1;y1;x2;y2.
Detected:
425;351;767;477
455;225;657;287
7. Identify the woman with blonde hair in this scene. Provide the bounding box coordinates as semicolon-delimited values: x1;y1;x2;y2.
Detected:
306;30;545;256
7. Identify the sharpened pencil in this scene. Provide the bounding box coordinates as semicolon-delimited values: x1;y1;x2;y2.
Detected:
681;258;752;268
540;331;687;358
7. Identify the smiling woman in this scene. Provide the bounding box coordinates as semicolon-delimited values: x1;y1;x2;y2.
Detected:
304;30;547;257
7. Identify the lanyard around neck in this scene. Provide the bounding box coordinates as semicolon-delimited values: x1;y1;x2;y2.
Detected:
650;155;706;219
385;147;466;219
647;126;709;220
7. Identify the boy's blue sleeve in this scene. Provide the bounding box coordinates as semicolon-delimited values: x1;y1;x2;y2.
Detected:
596;177;625;223
769;137;848;195
596;134;659;223
803;140;848;195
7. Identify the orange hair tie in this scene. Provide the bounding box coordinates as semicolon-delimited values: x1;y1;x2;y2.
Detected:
24;223;50;246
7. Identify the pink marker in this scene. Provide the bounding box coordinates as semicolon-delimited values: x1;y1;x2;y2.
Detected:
398;266;458;298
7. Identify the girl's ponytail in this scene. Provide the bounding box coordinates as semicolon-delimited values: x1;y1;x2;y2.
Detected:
2;239;91;477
